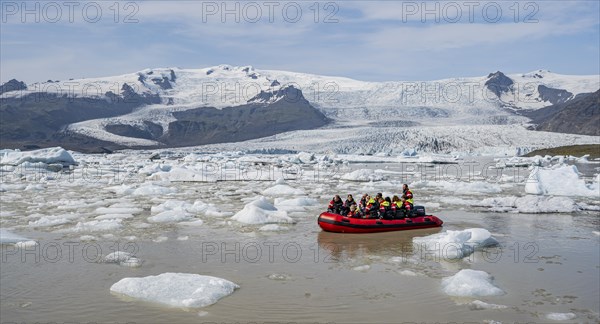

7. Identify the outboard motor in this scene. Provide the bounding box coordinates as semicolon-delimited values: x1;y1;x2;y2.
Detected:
412;205;426;217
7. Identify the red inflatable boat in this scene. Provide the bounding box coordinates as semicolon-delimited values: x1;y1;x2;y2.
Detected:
317;212;443;233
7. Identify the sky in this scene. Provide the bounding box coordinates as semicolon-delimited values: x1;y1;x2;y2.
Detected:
1;0;599;83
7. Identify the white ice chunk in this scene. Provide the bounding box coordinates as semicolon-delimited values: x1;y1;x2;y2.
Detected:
262;183;305;196
259;224;287;231
413;228;498;259
102;251;142;267
0;228;31;244
148;210;193;223
178;220;204;227
526;165;599;197
441;269;504;297
0;147;76;166
410;180;501;195
231;196;294;224
110;273;239;308
352;265;371;272
65;219;123;232
469;300;508;310
29;214;77;227
341;169;385;182
132;184;176;196
151;200;228;218
545;312;577;321
15;240;39;248
482;196;579;213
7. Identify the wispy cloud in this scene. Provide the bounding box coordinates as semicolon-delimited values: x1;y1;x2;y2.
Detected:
1;0;598;82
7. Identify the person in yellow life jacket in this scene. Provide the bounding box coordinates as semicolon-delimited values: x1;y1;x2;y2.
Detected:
379;197;394;219
392;195;401;218
365;196;379;218
402;184;414;208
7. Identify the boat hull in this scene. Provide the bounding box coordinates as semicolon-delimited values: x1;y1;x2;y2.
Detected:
317;212;443;234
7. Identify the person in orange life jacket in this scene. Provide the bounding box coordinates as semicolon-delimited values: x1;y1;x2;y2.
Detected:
365;195;379;218
346;204;361;218
328;195;344;214
398;197;412;218
402;184;414;208
343;194;357;215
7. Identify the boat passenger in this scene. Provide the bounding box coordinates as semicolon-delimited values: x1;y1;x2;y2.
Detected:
391;195;401;218
378;197;393;220
398;197;412;218
402;184;414;209
359;194;369;213
328;195;344;214
343;194;357;215
365;196;379;218
346;204;361;218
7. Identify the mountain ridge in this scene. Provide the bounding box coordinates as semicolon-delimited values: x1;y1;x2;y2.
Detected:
1;65;598;152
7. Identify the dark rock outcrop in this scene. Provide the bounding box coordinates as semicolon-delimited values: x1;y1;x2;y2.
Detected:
0;79;27;95
163;87;329;147
537;85;573;105
526;89;599;136
485;71;514;97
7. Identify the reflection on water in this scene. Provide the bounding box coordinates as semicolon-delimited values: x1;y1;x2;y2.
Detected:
317;228;443;262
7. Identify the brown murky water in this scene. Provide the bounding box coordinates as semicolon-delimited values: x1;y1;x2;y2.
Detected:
2;209;599;323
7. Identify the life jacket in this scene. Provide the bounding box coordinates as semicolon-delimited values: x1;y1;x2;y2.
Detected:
379;201;390;210
344;199;357;208
328;199;343;213
403;189;414;205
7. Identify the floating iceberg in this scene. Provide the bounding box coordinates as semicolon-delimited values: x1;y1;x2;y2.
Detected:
0;228;32;244
0;147;76;166
231;196;293;224
102;251;142;267
441;269;504;297
341;169;385;182
262;178;305;196
545;312;576;321
110;273;239;308
525;165;599;197
413;228;498;259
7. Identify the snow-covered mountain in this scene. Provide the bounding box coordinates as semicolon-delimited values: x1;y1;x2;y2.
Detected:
0;65;598;152
4;65;597;112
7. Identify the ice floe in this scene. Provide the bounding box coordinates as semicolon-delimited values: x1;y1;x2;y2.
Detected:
28;214;79;227
0;228;32;244
341;169;385;182
526;165;599;197
469;300;508;310
441;269;504;297
0;147;76;166
103;251;142;267
411;180;502;195
259;224;288;231
148;211;193;223
413;228;498;259
481;196;579;213
545;312;577;321
262;178;305;196
110;273;239;308
151;200;229;218
352;265;371;272
64;219;123;233
231;196;294;224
